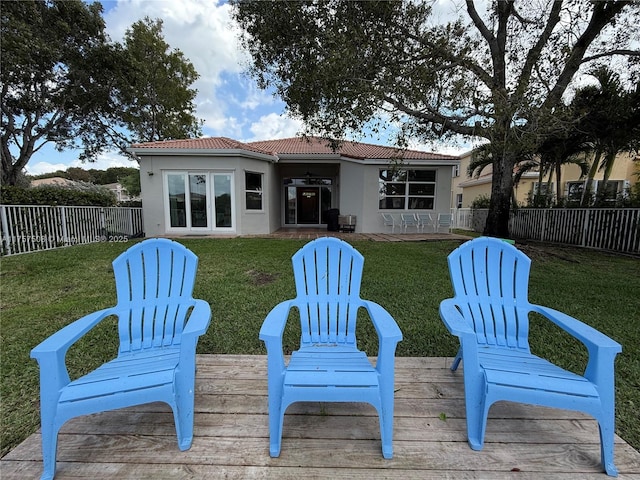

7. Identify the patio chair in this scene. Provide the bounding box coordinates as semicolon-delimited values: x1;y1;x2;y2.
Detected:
260;237;403;458
30;238;212;480
436;213;453;232
381;212;400;233
439;237;622;476
400;213;419;233
416;213;434;233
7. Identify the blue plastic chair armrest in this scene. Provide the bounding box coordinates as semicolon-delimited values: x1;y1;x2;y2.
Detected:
439;298;479;367
30;308;118;359
182;299;212;338
361;300;403;343
361;300;402;375
259;300;292;345
439;299;475;338
178;299;212;366
529;304;621;384
260;300;293;374
529;304;621;353
30;307;118;390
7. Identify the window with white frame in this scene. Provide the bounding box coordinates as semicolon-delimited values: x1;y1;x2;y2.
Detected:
164;171;234;231
379;169;436;210
245;171;263;210
566;180;623;204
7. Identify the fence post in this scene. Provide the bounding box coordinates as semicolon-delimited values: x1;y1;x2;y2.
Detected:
540;209;547;242
128;209;134;235
581;209;589;248
1;205;12;256
100;208;106;235
60;206;70;246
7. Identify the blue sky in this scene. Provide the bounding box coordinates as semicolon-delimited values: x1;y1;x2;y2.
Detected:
26;0;474;176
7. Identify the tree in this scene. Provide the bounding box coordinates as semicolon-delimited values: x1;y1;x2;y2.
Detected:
1;0;115;186
232;0;640;237
532;108;591;207
1;4;203;186
570;68;640;206
119;172;141;197
89;17;203;157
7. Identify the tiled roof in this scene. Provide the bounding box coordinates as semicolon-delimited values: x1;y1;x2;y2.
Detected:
130;137;270;155
248;137;457;160
130;136;458;161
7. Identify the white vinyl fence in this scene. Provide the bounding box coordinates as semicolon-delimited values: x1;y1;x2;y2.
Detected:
451;208;473;230
1;205;144;256
471;208;640;254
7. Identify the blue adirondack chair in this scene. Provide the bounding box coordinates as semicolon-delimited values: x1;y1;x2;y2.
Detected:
439;237;622;476
30;238;211;480
260;237;403;458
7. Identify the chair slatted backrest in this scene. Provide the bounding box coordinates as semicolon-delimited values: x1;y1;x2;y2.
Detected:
112;238;198;352
448;238;531;351
417;213;433;224
293;238;364;347
438;213;453;227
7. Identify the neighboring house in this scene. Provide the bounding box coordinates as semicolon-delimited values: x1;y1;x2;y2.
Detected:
31;177;137;203
128;136;459;236
30;177;80;188
103;182;138;203
452;150;638;208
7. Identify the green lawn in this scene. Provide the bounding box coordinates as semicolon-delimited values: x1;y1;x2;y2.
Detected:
1;237;638;458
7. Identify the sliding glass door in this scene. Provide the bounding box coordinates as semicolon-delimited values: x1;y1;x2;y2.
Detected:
165;171;234;232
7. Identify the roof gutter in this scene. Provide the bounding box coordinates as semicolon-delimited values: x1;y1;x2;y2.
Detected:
126;147;279;163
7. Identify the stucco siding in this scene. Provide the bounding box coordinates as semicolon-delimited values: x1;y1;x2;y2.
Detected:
345;163;455;233
139;154;275;236
338;161;365;232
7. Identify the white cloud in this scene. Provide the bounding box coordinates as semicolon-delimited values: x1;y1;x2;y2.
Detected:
104;0;251;140
26;150;137;176
246;113;304;142
26;162;71;176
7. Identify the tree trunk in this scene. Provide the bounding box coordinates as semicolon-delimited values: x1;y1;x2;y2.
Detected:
483;153;516;238
555;161;562;206
1;153;20;186
595;151;616;205
581;149;602;206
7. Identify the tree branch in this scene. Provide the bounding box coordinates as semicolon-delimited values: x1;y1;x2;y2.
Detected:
543;2;626;110
465;0;495;47
397;23;496;90
582;49;640;63
515;1;563;98
383;94;478;137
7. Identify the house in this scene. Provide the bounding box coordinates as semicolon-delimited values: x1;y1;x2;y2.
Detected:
128;136;459;236
103;182;138;203
31;177;137;203
31;177;80;188
452;150;638;208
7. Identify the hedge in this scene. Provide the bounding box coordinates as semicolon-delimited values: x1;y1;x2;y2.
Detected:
1;186;117;207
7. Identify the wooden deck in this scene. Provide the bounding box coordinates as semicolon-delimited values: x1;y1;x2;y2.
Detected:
2;355;639;479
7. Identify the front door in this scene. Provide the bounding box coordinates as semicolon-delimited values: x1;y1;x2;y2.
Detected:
284;178;333;226
296;187;320;224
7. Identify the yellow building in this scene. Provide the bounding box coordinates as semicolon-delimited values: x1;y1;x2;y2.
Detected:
452;151;638;208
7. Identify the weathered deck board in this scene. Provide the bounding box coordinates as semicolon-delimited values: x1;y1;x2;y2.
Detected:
2;355;639;479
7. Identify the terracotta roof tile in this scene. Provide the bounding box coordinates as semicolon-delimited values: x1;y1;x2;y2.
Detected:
130;136;458;161
248;137;457;160
130;137;271;155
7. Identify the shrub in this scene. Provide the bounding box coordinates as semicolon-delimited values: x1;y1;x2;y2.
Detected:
470;194;491;210
0;185;117;206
